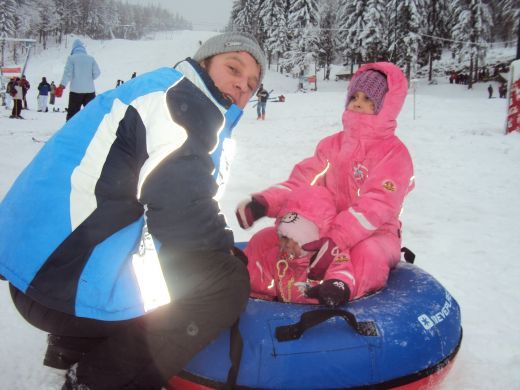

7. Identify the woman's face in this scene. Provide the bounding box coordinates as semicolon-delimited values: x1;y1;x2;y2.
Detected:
202;52;260;109
347;91;375;114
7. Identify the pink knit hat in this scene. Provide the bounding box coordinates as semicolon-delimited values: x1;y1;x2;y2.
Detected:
347;70;388;114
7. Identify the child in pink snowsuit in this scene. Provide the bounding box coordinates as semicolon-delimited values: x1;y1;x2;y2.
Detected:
237;62;414;306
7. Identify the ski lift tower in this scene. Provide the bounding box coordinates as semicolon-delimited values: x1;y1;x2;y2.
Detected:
0;37;36;106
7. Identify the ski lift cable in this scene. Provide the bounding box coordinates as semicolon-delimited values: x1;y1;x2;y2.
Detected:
245;26;514;47
417;32;515;47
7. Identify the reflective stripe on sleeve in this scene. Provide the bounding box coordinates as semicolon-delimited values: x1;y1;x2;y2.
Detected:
348;207;376;231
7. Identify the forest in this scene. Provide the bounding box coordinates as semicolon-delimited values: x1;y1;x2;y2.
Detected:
0;0;191;64
228;0;518;82
1;0;518;84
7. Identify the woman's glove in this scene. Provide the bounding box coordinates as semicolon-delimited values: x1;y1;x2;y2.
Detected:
235;195;267;229
306;279;350;307
302;237;339;280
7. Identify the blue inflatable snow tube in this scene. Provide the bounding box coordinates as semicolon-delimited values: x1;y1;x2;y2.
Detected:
174;262;462;389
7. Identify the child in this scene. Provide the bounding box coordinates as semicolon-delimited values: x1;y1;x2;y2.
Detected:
246;186;351;306
237;62;414;306
9;78;24;119
49;81;56;106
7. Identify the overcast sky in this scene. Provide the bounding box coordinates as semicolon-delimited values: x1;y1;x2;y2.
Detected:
131;0;234;31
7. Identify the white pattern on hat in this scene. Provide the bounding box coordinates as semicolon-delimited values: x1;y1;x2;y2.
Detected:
277;212;320;250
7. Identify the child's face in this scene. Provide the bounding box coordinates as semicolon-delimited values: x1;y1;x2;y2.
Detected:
279;236;303;259
347;91;375;114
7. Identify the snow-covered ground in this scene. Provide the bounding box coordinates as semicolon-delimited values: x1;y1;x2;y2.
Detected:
0;32;519;389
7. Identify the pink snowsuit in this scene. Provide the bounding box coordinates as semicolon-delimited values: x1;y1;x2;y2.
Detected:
246;186;338;303
246;62;414;301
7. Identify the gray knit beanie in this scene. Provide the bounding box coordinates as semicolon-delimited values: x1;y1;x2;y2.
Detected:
193;32;266;85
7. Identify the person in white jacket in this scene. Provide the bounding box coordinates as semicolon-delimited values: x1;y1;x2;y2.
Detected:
9;78;24;119
59;39;100;121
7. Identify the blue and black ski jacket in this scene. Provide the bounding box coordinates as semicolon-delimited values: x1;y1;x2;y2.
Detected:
0;59;243;321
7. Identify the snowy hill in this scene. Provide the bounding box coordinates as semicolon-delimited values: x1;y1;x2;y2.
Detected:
1;31;519;389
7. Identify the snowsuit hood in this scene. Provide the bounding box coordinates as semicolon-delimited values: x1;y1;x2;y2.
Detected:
342;62;408;139
71;39;87;55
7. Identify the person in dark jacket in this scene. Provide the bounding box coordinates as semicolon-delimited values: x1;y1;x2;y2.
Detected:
0;32;266;389
9;77;23;119
59;39;101;121
20;74;30;109
256;83;269;120
488;84;493;99
499;83;507;98
5;77;15;110
37;77;51;112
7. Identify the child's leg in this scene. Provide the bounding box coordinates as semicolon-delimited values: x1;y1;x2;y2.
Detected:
349;231;401;299
245;227;280;300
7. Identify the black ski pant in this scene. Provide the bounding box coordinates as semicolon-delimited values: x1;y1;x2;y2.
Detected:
10;250;250;389
66;91;96;121
11;99;22;117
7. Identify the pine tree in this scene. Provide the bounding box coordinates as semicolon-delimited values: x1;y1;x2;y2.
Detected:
451;0;493;88
337;1;374;67
0;0;17;66
0;0;17;39
418;0;451;81
282;0;320;77
489;0;517;45
392;0;424;79
358;0;388;62
232;0;261;34
54;0;81;43
336;0;359;72
317;0;337;80
34;0;57;49
259;0;288;69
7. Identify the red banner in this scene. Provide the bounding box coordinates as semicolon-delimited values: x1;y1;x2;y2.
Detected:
506;60;520;134
0;67;22;74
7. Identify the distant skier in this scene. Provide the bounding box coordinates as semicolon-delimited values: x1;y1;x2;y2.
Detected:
9;78;23;119
59;39;101;121
488;84;493;99
5;77;15;110
49;81;56;106
20;75;30;110
37;77;51;112
499;83;507;98
256;83;269;120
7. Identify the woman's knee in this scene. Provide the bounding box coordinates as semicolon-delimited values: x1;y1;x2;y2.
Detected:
219;256;250;311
